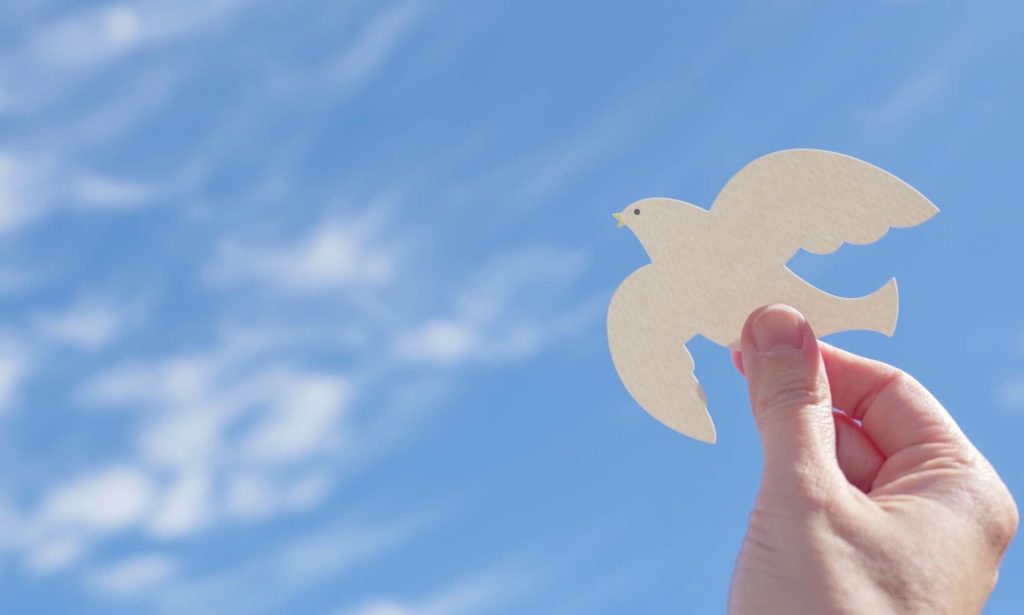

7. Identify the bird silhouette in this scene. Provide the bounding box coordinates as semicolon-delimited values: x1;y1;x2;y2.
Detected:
607;149;938;443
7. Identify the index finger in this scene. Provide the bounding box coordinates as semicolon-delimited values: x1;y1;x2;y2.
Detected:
818;342;966;457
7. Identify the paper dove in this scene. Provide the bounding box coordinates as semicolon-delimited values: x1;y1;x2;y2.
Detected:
607;149;938;443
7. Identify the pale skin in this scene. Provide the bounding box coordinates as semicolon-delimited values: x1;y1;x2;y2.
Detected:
728;304;1018;614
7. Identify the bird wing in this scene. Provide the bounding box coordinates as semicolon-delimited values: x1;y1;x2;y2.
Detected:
709;149;938;263
608;265;716;443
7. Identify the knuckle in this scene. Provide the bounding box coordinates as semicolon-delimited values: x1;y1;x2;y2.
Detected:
869;368;919;408
984;482;1019;554
964;464;1020;555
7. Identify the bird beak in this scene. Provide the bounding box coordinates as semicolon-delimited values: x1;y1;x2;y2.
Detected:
612;212;625;228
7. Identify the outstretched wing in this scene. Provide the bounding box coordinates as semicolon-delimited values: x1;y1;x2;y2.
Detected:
710;149;938;263
607;265;716;443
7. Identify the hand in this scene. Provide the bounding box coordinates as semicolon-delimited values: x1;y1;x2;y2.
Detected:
728;305;1018;614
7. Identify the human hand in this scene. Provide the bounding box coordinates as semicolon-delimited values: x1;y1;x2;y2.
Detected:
728;305;1018;614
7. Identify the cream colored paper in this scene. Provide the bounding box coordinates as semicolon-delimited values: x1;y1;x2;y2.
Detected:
607;149;938;443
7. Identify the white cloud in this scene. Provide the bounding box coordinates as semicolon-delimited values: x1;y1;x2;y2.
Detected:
27;535;85;574
72;63;184;146
0;151;41;232
74;346;354;551
0;351;26;411
0;0;258;119
139;409;226;469
0;268;35;294
89;554;177;597
33;297;135;351
395;247;594;366
153;518;423;615
332;0;430;87
75;356;348;545
29;5;145;71
79;354;231;474
207;220;395;291
80;354;217;409
148;470;211;539
862;37;971;132
18;466;159;573
454;247;587;322
345;603;410;615
0;151;160;237
865;66;947;130
445;93;665;212
12;1;252;75
277;522;419;588
224;472;276;520
997;375;1024;411
103;6;145;47
514;106;649;206
396;320;479;363
0;0;605;602
0;501;25;550
41;466;156;533
337;568;521;615
282;472;332;511
239;371;351;463
72;173;155;210
223;471;333;521
0;152;162;237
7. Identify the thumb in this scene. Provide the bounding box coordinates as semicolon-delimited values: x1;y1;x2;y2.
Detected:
740;305;840;493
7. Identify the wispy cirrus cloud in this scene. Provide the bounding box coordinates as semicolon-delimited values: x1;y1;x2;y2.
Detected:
511;97;662;206
863;66;948;130
206;218;397;291
338;568;525;615
15;230;595;581
88;553;178;598
0;1;263;237
0;334;28;413
0;149;166;237
80;356;351;493
0;336;351;573
70;173;157;211
0;150;43;233
0;0;257;113
21;465;157;573
0;0;443;241
331;0;432;88
396;246;597;365
32;295;142;351
0;1;601;607
997;369;1024;412
150;515;426;615
862;35;972;131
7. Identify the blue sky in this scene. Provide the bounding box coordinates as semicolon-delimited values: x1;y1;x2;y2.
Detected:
0;1;1022;613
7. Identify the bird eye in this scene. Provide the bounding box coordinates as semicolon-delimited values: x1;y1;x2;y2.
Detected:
633;208;640;215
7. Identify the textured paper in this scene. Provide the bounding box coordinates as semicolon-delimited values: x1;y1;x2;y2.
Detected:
607;149;938;443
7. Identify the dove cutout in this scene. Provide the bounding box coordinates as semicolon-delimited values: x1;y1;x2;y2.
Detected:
607;149;938;443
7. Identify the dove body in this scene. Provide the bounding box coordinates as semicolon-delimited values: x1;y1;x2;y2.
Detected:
617;199;898;349
607;149;938;442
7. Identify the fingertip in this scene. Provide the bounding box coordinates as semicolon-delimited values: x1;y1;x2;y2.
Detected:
740;304;813;359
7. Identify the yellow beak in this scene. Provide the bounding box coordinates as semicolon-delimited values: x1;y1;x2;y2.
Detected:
612;212;625;228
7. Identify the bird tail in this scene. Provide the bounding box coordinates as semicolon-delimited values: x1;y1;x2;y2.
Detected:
861;278;899;337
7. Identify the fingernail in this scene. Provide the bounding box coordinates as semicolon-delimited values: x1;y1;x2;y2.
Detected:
751;306;806;354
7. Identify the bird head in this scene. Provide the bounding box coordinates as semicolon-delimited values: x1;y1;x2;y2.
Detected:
613;198;706;260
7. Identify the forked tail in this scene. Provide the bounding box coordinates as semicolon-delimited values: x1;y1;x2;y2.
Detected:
804;277;899;339
860;277;899;337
